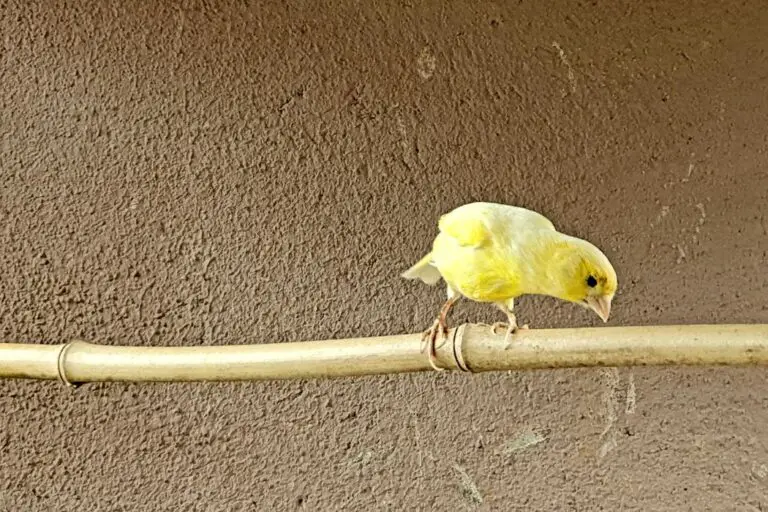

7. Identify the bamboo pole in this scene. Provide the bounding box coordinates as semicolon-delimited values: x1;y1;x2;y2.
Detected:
1;324;767;385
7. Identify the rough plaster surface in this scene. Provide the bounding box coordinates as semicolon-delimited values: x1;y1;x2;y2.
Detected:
2;0;768;510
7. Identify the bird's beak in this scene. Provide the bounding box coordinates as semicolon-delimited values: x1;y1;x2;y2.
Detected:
586;295;612;323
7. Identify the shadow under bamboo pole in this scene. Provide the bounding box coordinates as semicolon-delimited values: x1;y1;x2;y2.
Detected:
1;323;767;385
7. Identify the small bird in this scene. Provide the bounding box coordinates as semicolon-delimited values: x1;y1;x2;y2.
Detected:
402;202;618;370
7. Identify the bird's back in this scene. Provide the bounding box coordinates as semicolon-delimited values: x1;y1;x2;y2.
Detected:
439;202;555;243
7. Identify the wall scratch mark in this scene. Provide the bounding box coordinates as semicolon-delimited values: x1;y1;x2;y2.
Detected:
453;465;483;506
625;370;636;414
552;42;577;94
416;46;436;79
598;367;620;460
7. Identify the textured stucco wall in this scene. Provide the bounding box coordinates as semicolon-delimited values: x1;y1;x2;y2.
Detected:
2;1;768;510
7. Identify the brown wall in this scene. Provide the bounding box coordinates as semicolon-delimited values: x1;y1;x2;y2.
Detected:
2;1;768;510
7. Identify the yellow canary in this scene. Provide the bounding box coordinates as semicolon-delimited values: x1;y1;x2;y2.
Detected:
402;202;618;369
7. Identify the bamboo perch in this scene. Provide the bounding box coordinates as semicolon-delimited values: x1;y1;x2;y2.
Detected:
1;324;767;385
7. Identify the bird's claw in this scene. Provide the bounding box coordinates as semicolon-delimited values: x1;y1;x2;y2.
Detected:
490;321;528;334
421;319;448;371
490;322;509;335
489;321;529;350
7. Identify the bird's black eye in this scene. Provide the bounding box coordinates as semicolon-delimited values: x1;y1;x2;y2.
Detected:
586;275;598;288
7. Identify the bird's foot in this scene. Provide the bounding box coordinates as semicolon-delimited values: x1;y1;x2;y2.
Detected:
420;319;449;371
490;322;509;336
491;321;529;350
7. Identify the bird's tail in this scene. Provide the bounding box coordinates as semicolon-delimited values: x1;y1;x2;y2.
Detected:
401;252;442;285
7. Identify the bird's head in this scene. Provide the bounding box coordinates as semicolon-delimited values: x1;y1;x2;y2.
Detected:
548;237;618;323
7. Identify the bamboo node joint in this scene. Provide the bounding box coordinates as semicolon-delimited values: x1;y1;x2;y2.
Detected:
57;341;79;389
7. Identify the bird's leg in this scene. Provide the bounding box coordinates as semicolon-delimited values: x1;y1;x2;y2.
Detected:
421;294;458;371
490;302;528;349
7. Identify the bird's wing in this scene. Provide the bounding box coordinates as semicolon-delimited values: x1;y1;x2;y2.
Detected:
437;207;492;248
